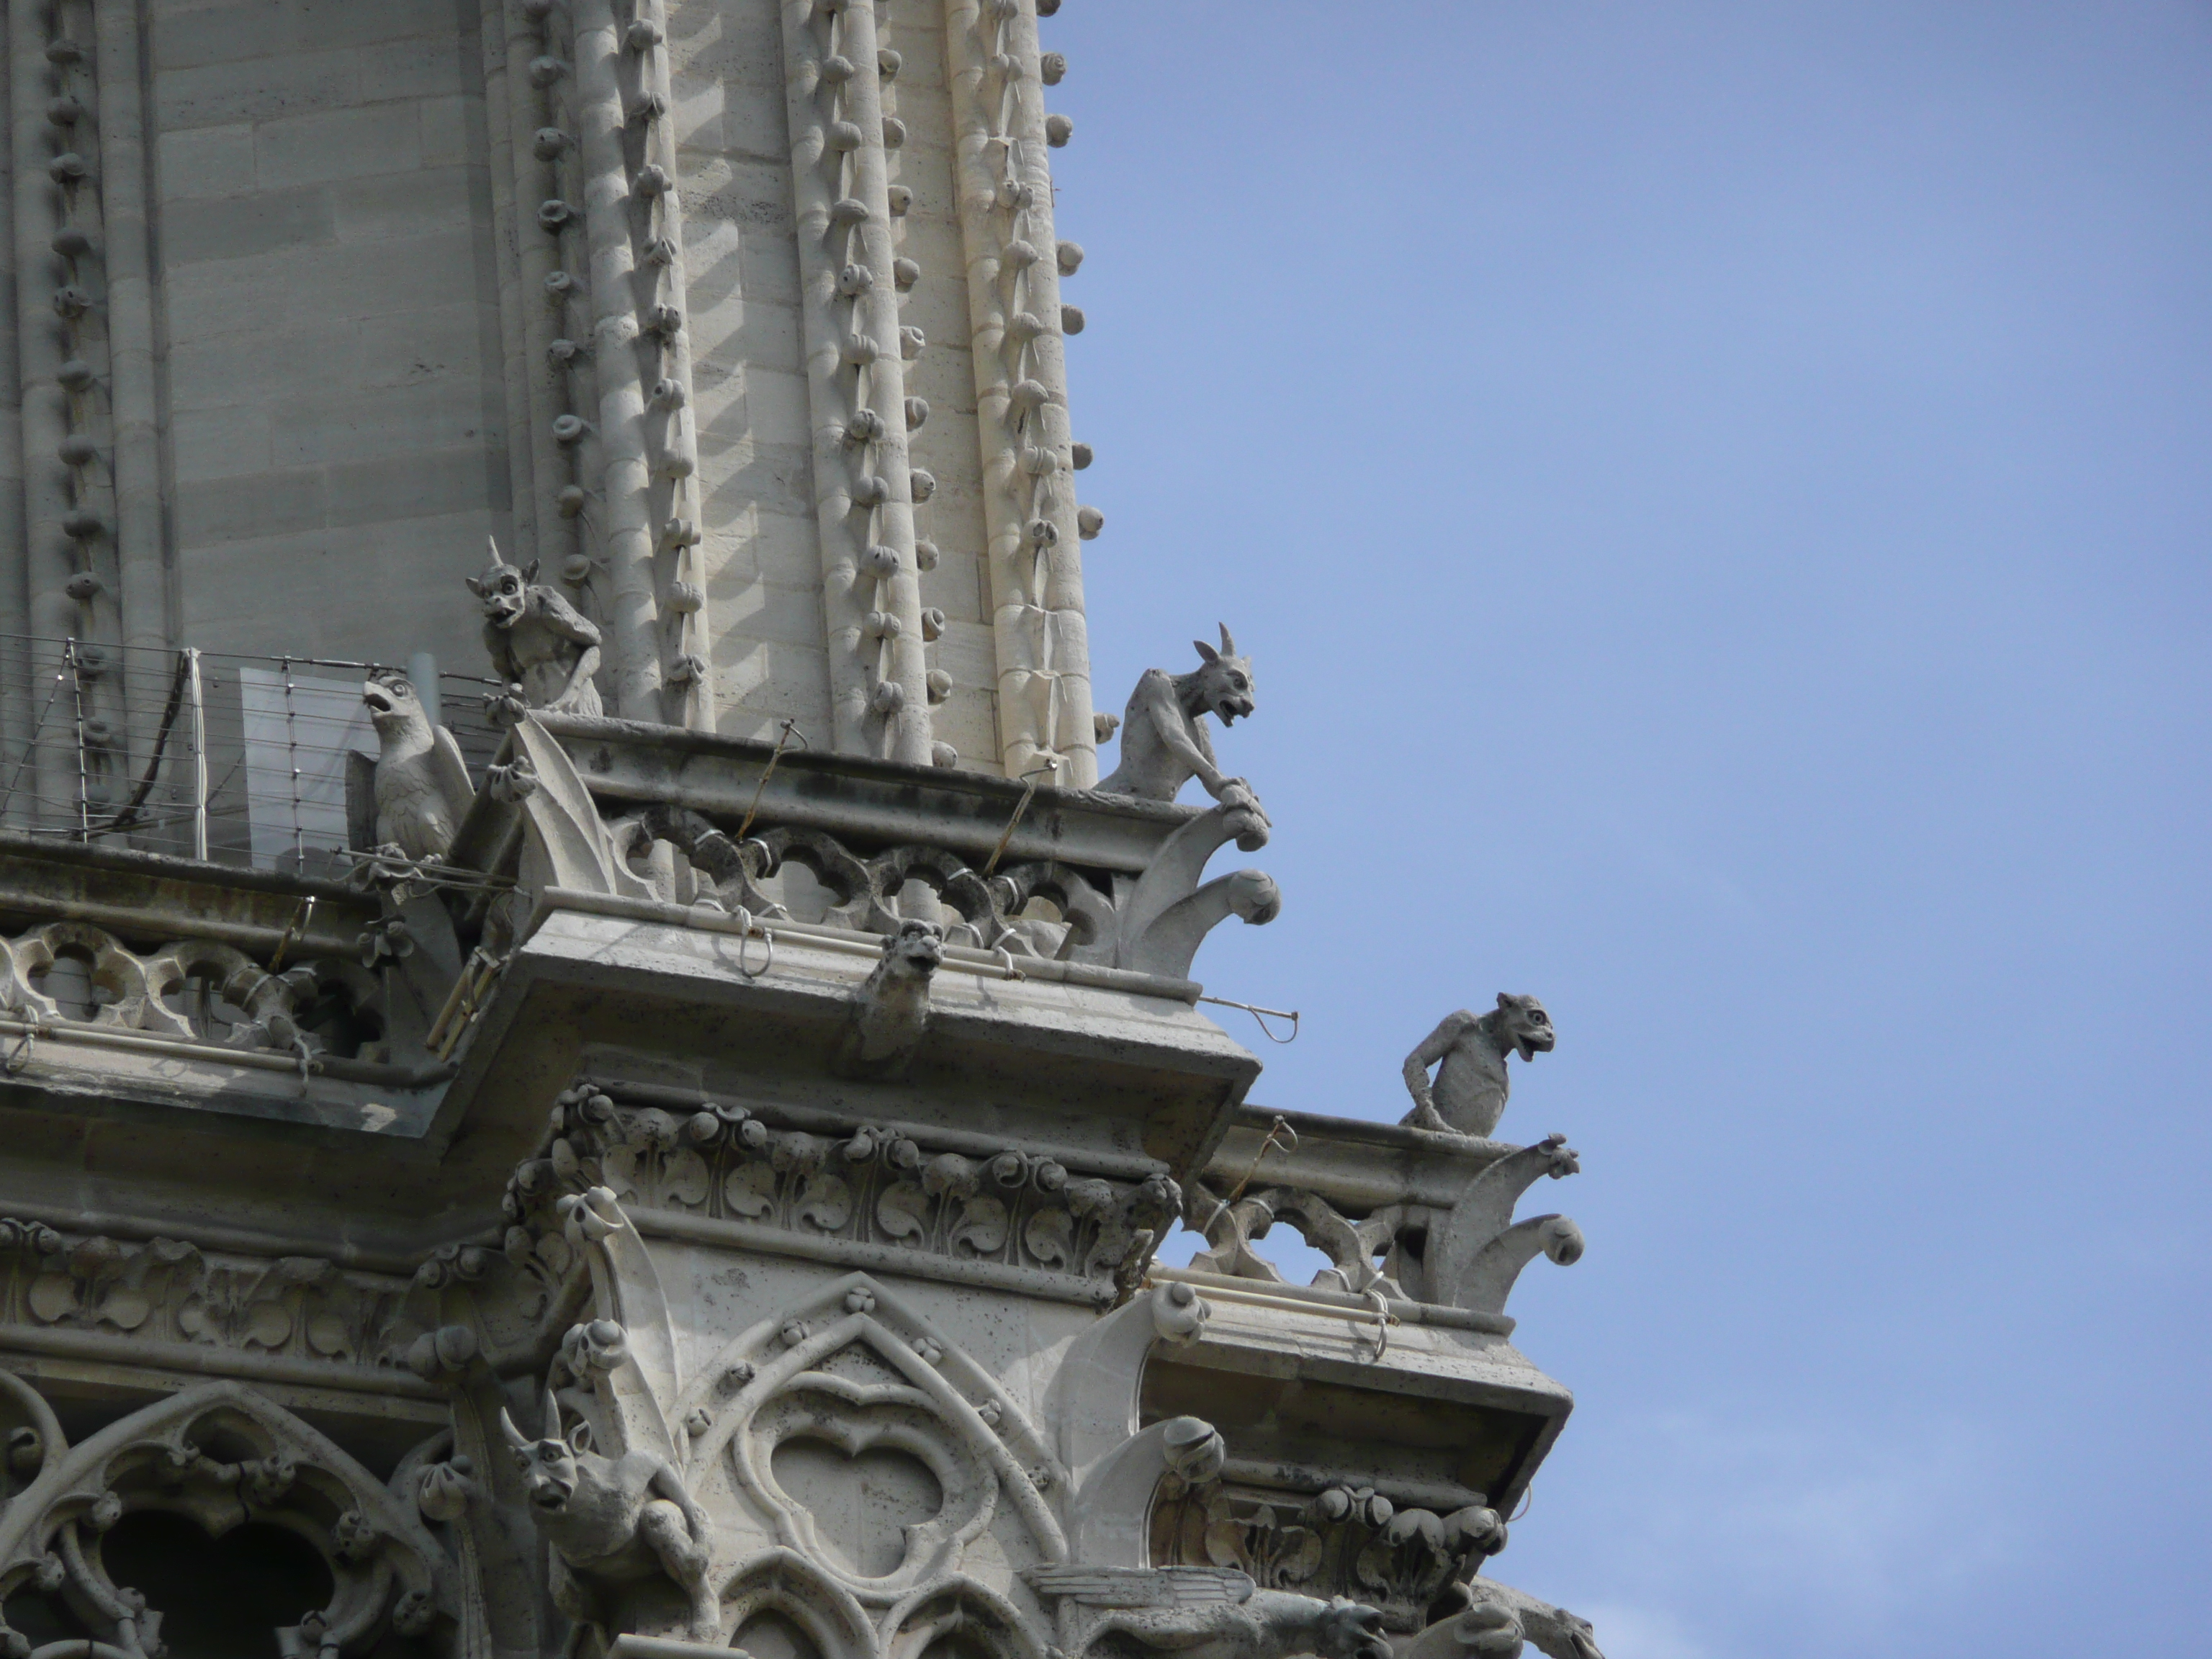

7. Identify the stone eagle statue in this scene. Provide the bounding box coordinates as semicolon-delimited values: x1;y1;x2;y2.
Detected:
352;670;476;861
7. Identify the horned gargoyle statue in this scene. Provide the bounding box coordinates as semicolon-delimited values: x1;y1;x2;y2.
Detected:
498;1380;720;1641
1098;624;1269;833
1401;995;1555;1138
1025;1566;1392;1659
466;536;604;721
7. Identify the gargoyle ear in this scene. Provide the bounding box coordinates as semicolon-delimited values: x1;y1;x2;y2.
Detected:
464;576;487;598
522;559;541;583
1496;993;1514;1010
1192;640;1219;665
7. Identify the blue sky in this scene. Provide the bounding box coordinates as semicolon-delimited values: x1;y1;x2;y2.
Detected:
1039;5;2211;1655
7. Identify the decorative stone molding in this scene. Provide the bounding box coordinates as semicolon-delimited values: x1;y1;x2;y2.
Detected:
0;1380;458;1657
9;0;139;819
503;1083;1184;1297
635;804;1274;979
0;1218;429;1378
1186;1112;1585;1323
492;0;708;729
779;0;937;764
1022;1565;1393;1659
1150;1474;1508;1635
0;918;395;1063
943;0;1098;783
675;1272;1067;1603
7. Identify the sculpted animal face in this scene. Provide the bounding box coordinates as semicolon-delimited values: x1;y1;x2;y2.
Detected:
884;919;943;978
1189;624;1255;725
510;1429;580;1516
1492;993;1555;1061
466;541;538;629
1316;1599;1392;1659
499;1387;583;1518
361;672;426;739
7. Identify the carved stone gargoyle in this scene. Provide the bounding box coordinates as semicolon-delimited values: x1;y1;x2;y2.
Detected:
1099;624;1265;818
832;918;943;1079
1401;997;1555;1139
1405;1578;1607;1659
344;670;475;862
497;1379;719;1641
466;538;604;721
1023;1566;1393;1659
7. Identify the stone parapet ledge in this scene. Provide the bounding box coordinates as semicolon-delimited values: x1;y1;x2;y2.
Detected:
518;709;1197;873
0;832;473;1130
448;714;1280;982
1187;1103;1587;1324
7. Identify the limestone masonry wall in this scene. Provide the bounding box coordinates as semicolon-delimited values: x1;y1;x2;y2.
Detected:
150;0;511;667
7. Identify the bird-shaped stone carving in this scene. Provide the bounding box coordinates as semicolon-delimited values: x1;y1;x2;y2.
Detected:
359;672;476;861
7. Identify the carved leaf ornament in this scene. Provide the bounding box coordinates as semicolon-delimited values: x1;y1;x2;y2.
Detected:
511;1085;1179;1293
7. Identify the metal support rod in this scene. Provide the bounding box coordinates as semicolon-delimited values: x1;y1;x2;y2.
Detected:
184;644;205;859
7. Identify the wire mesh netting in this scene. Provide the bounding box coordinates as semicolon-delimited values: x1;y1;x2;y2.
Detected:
0;637;508;876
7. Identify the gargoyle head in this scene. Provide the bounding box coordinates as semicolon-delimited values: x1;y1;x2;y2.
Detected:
361;670;429;740
881;918;944;980
1315;1598;1393;1659
1187;624;1255;725
465;537;536;630
1487;993;1555;1061
499;1383;581;1517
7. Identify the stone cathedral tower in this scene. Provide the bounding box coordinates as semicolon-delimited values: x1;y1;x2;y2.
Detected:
0;4;1606;1659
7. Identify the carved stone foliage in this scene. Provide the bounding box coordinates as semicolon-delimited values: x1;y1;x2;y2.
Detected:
1150;1478;1507;1635
1183;1133;1584;1319
0;1220;427;1372
0;1377;459;1658
503;1083;1182;1292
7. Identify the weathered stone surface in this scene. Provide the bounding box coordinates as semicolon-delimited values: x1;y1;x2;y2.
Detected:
0;3;1609;1654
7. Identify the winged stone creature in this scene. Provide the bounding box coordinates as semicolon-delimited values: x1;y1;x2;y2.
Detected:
498;1378;720;1641
465;537;604;717
1022;1565;1391;1659
357;670;476;861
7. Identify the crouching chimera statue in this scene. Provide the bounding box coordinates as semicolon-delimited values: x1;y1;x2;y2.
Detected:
500;1382;720;1641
